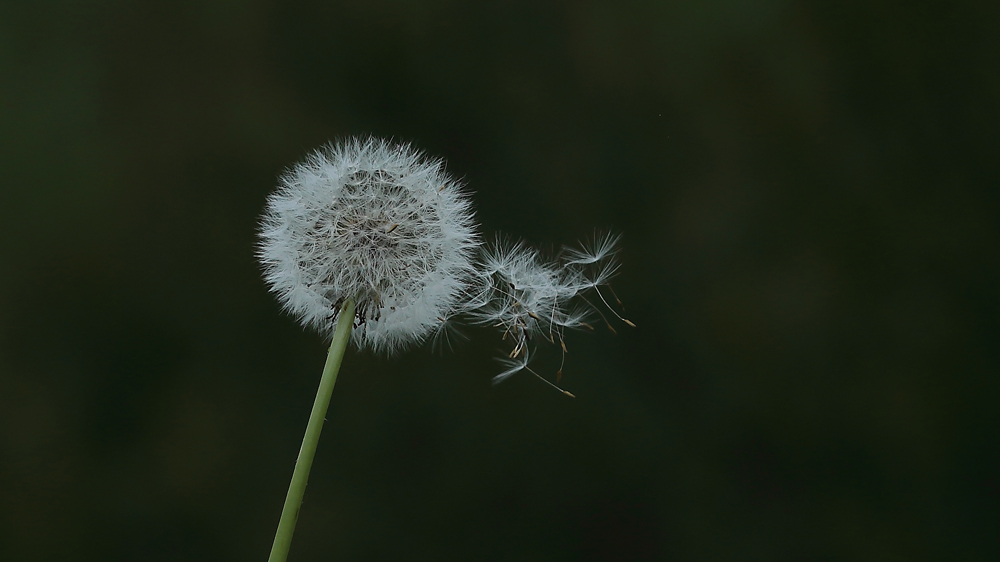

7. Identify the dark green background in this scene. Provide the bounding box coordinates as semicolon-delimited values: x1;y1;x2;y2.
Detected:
1;1;997;560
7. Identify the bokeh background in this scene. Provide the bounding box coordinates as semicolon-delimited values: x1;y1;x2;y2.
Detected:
1;0;998;560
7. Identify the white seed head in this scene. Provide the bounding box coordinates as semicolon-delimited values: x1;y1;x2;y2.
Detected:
257;137;480;354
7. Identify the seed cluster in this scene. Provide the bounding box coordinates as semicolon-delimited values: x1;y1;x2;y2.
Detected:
258;138;479;354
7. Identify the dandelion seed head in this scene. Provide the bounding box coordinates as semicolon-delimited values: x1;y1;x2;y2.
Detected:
258;137;479;354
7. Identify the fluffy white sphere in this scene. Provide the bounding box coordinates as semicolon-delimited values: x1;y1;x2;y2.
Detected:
258;137;480;354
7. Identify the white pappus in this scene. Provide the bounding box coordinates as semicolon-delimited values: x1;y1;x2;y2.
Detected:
469;232;633;396
257;137;480;354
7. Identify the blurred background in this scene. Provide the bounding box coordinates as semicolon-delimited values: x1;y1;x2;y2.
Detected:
1;0;998;560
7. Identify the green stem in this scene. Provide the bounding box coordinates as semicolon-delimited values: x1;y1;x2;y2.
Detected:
268;299;356;562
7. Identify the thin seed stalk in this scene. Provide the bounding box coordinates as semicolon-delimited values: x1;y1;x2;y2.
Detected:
268;299;356;562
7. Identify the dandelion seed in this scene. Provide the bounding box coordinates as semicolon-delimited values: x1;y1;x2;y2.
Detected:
562;231;621;266
469;232;633;393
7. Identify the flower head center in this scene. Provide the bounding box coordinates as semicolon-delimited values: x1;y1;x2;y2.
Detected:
323;169;445;308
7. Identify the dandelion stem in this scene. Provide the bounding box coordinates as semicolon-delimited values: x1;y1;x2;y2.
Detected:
268;299;356;562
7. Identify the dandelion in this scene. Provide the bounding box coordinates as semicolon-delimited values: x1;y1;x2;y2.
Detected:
256;137;631;561
258;137;480;354
257;137;478;562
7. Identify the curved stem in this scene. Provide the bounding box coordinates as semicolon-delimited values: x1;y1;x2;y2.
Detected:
268;300;355;562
